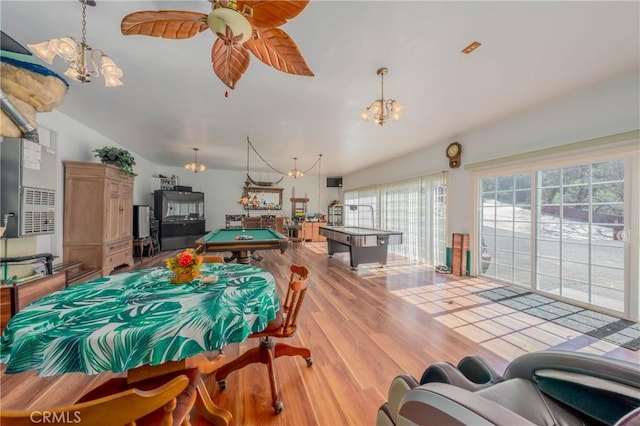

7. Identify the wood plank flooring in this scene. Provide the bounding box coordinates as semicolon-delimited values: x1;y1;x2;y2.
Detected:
1;242;638;425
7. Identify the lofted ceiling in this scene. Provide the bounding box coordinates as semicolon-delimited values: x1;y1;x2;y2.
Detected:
1;1;638;177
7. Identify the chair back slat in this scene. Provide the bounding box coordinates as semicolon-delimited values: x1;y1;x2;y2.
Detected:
280;264;309;335
283;265;309;313
285;287;307;332
202;255;225;263
242;216;262;229
225;214;245;229
1;375;190;426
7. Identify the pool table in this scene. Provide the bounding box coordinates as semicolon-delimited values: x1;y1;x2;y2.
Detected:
196;228;289;264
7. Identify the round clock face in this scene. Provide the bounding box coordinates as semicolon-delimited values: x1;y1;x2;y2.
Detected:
447;143;460;158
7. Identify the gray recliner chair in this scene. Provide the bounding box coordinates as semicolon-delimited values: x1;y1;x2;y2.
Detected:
377;350;640;426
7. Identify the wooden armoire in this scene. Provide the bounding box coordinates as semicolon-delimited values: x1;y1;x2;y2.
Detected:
63;161;134;276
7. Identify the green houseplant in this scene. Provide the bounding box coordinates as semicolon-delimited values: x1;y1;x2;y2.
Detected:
93;146;136;177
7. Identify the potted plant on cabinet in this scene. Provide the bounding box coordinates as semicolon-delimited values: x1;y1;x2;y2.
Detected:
93;146;136;177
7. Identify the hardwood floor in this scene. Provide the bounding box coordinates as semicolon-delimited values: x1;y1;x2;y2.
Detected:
1;243;637;425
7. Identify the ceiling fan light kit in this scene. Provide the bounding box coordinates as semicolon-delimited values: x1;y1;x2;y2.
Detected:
207;7;253;44
121;0;313;90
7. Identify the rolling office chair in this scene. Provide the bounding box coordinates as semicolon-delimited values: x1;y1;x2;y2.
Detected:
377;350;640;426
2;373;195;426
215;264;313;414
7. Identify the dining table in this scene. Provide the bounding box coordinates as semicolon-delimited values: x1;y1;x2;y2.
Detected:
0;262;281;425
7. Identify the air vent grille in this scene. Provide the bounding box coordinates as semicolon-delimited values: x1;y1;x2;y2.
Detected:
21;187;56;235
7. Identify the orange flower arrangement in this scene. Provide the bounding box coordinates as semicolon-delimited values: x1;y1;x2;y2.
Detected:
166;248;203;284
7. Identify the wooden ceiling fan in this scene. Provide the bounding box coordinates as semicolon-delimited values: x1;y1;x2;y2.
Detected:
121;0;314;89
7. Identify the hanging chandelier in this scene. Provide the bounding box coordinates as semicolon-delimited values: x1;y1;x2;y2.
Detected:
184;148;207;173
360;67;403;126
237;185;261;208
28;0;123;87
245;136;322;180
238;189;250;206
288;157;304;179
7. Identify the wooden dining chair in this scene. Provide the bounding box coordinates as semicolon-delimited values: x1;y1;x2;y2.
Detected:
215;264;313;414
225;214;244;229
261;214;277;230
242;216;262;229
1;373;194;426
202;255;225;263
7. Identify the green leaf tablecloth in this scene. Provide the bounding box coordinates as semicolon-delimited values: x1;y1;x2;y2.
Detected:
0;263;279;376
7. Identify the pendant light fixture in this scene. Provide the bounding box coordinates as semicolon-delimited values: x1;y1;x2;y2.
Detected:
360;67;403;126
184;148;207;173
288;157;304;179
28;0;124;87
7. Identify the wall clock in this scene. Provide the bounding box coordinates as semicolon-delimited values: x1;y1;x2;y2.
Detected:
446;142;462;168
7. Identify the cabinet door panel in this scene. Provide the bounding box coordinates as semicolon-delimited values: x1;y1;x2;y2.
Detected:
119;183;134;239
315;222;327;242
64;179;103;243
106;186;121;241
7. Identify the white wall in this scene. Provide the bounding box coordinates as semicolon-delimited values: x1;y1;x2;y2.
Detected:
5;104;341;270
154;167;341;232
344;72;640;237
29;109;158;265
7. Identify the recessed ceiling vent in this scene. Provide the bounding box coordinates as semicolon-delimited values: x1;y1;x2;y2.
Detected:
462;41;482;55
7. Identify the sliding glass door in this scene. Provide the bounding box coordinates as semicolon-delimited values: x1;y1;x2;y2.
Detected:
478;156;631;315
479;174;532;285
536;160;625;311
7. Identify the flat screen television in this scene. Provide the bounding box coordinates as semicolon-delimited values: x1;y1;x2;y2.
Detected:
327;177;343;187
154;190;204;222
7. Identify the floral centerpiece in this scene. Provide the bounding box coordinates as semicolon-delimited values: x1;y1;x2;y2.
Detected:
165;248;203;284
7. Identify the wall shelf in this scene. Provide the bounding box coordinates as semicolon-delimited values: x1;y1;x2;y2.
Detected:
243;187;283;210
151;176;177;192
246;207;284;211
291;197;309;219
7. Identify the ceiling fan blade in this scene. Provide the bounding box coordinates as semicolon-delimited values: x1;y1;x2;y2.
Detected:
238;0;310;28
246;28;314;76
212;38;250;89
121;11;209;39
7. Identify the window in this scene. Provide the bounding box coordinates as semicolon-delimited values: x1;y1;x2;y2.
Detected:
344;187;377;228
344;172;447;266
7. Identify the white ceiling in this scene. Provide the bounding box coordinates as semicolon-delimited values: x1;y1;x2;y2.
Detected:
1;1;638;177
